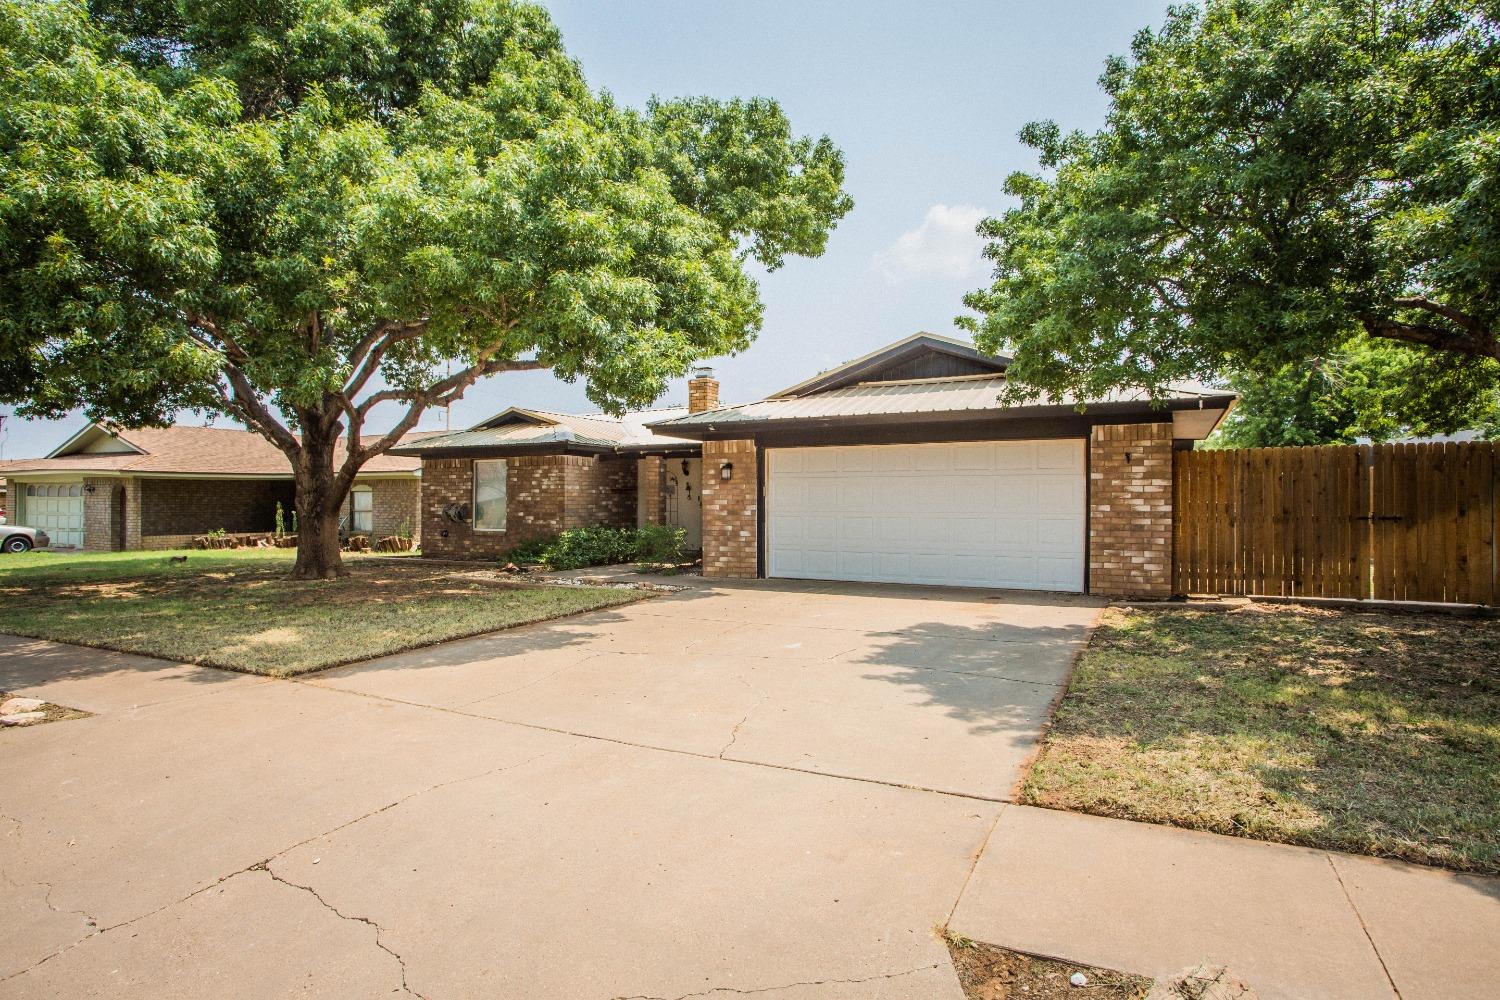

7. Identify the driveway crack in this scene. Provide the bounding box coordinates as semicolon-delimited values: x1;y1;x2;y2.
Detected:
1326;854;1403;1000
0;740;577;987
610;962;939;999
717;678;769;759
258;863;425;999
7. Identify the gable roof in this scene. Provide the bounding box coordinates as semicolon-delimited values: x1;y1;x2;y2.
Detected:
0;424;432;478
391;406;700;456
651;372;1235;432
771;332;1010;399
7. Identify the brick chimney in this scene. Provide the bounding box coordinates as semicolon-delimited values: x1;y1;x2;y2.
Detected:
688;366;720;413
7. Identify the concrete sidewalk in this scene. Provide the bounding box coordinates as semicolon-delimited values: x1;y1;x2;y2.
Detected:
949;804;1500;1000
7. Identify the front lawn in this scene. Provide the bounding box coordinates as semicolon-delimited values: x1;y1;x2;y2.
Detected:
1024;603;1500;874
0;549;641;676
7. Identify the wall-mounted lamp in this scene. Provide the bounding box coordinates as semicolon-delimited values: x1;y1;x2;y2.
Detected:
83;484;97;495
1124;452;1134;463
681;459;691;475
720;462;734;481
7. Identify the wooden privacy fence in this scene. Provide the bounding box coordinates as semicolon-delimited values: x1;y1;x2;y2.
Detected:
1174;441;1499;605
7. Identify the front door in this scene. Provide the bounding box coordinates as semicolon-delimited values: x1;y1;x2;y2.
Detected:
664;458;702;550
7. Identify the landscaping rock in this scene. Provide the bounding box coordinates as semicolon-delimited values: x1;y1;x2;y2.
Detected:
345;534;372;553
1;697;45;715
0;712;46;726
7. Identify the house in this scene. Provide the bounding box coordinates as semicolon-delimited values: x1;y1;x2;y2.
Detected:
396;333;1237;598
0;424;428;551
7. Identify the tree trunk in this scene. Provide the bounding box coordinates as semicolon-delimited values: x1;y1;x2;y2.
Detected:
290;422;350;580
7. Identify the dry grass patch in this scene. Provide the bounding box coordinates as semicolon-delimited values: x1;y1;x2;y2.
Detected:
1024;602;1500;874
0;549;642;676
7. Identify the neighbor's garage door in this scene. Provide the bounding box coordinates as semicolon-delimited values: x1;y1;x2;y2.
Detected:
24;481;85;548
766;441;1085;592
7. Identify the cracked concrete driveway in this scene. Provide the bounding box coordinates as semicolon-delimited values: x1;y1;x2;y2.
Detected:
0;579;1100;999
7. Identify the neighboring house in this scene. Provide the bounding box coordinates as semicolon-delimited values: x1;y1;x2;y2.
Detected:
0;424;429;551
397;333;1237;598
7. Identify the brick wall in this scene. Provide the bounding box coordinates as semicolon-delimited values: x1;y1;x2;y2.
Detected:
82;477;123;551
1089;422;1174;598
636;456;666;526
138;478;295;540
701;439;758;578
123;478;142;549
342;478;421;542
562;456;636;529
420;456;562;559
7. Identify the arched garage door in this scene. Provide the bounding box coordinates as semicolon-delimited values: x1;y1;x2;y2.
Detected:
765;441;1086;592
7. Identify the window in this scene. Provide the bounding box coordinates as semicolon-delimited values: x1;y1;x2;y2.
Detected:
473;460;507;531
350;487;373;534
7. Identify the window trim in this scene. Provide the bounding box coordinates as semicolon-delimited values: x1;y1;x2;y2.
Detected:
472;459;508;533
350;485;374;534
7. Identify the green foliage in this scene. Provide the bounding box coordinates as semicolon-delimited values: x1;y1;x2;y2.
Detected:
510;524;686;570
1209;337;1500;447
963;0;1500;438
274;502;287;537
0;0;850;577
633;524;687;563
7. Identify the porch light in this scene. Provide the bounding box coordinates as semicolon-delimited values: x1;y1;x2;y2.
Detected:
83;484;96;495
720;462;734;481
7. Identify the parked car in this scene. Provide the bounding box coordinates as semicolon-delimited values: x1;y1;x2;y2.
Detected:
2;526;49;553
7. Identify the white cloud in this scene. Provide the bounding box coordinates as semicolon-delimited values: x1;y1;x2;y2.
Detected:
875;203;988;282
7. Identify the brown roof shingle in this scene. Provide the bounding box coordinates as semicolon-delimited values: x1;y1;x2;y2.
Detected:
0;425;435;478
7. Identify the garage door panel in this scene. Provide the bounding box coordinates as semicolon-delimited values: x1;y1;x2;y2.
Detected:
994;442;1039;471
767;442;1085;593
1036;474;1085;512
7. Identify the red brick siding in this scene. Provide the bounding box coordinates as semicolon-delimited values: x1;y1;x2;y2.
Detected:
701;439;758;578
342;478;421;542
420;454;639;560
1089;422;1174;598
688;377;720;413
562;456;636;529
138;478;295;540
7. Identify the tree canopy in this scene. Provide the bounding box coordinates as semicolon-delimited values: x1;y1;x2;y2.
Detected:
960;0;1500;442
0;0;851;575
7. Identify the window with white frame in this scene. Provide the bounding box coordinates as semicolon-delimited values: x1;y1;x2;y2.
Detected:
350;486;373;534
474;460;507;531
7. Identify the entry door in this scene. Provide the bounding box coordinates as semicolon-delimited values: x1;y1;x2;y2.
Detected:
25;482;85;548
664;458;702;550
766;441;1085;591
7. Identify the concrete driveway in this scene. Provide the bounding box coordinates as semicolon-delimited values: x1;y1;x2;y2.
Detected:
0;579;1099;1000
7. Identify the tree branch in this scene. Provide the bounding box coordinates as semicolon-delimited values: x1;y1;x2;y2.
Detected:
1360;314;1500;361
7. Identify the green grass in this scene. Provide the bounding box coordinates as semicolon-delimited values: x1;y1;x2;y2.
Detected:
0;548;642;676
1024;603;1500;874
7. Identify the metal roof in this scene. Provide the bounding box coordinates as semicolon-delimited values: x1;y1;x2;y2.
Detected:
771;332;1009;398
392;406;699;455
650;374;1234;429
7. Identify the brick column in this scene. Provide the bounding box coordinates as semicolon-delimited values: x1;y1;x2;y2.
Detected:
82;478;122;551
636;456;666;526
121;477;142;550
1088;423;1174;598
700;439;758;578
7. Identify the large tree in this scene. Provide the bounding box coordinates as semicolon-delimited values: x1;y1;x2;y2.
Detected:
0;0;851;577
960;0;1500;434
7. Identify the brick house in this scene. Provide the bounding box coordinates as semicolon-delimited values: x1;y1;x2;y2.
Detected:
396;334;1236;598
0;424;426;551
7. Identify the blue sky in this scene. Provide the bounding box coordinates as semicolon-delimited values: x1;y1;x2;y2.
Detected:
0;0;1170;459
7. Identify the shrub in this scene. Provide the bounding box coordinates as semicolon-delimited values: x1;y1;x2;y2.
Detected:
635;524;686;563
510;525;687;570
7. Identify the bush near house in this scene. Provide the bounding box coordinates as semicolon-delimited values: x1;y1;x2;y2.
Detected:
510;525;687;571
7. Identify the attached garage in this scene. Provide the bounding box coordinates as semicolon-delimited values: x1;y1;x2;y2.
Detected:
766;441;1086;592
22;481;85;548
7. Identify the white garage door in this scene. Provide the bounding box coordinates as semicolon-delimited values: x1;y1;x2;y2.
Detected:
766;441;1086;592
24;482;85;548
